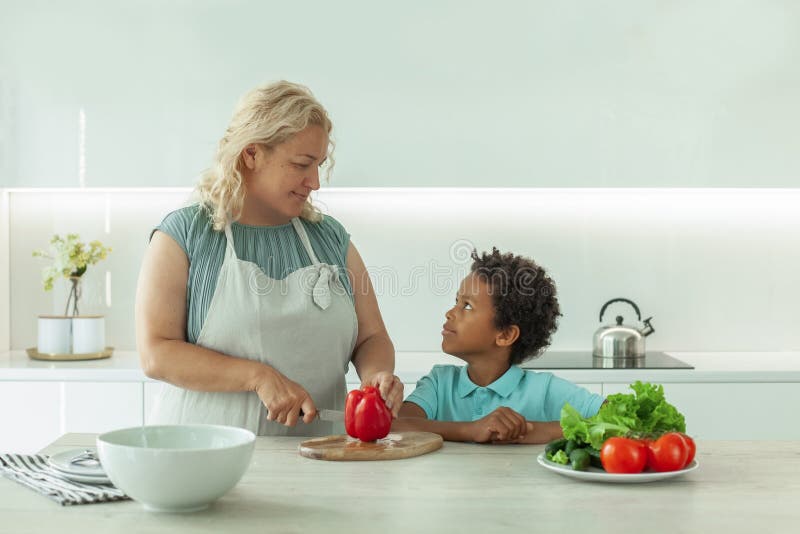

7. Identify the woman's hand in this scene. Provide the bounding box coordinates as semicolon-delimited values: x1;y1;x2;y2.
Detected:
254;366;317;427
361;371;404;418
468;407;531;443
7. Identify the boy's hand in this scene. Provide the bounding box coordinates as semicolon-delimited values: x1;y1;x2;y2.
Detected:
469;407;529;443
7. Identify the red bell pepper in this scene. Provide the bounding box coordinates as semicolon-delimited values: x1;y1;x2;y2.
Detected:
345;386;392;441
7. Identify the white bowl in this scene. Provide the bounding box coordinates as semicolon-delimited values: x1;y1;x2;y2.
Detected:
97;424;255;512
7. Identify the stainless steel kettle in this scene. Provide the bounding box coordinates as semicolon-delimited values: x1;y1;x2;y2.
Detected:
593;298;655;359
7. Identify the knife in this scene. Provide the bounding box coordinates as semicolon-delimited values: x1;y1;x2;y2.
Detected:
292;409;346;422
316;409;345;422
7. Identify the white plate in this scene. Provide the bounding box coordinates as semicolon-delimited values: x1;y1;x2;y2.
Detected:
537;452;699;483
48;448;106;477
49;465;110;484
54;470;113;485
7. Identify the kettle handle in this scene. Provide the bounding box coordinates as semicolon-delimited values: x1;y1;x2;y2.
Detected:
599;298;642;322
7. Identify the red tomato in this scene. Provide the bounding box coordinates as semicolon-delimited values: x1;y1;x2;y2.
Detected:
679;433;697;467
648;432;690;472
600;437;648;474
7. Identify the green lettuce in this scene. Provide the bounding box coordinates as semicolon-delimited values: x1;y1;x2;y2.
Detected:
561;381;686;449
548;450;569;465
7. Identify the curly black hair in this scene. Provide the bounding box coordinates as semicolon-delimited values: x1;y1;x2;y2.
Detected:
470;248;561;365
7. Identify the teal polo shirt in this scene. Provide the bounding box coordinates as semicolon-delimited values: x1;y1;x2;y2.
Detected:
405;365;604;422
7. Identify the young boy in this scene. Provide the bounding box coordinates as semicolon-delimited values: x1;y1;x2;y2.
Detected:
392;248;603;444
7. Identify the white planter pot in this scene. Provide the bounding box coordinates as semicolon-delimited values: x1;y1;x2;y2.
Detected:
72;316;106;354
37;315;73;354
37;315;106;354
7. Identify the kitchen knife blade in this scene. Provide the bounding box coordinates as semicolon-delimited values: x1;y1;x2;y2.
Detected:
317;409;345;422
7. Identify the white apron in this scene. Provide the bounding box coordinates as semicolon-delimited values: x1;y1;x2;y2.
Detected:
150;218;358;436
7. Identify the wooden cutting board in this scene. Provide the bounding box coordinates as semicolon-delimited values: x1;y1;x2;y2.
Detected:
298;432;443;461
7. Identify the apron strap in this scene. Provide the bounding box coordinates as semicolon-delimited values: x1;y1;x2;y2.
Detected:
291;218;321;265
222;224;238;260
291;218;333;310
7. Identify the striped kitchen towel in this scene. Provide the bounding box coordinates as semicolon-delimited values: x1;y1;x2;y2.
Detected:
0;453;129;506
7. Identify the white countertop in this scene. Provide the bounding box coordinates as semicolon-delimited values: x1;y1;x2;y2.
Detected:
0;433;796;533
1;350;800;383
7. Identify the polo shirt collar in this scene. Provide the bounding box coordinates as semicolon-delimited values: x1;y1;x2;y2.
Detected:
457;365;525;399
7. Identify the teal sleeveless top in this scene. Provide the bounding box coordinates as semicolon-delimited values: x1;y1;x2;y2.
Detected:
153;204;353;344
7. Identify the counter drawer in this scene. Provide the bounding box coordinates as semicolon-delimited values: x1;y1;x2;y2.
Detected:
602;382;800;439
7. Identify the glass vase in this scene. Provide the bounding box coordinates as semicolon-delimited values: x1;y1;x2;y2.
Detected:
64;276;83;316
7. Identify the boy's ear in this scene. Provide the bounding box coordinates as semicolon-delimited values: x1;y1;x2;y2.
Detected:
495;325;520;347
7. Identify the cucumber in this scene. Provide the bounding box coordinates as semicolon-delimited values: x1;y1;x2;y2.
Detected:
544;438;568;456
569;448;591;471
564;439;579;456
586;447;603;469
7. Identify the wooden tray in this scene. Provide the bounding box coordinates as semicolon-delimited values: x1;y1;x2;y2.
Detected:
298;431;443;461
26;346;114;361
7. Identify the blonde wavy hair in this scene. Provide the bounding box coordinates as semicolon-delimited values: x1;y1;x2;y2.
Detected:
197;81;334;230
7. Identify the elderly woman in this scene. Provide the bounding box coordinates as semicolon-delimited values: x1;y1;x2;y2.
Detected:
135;81;402;436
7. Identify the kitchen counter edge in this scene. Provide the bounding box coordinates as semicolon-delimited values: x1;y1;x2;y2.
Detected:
1;350;799;384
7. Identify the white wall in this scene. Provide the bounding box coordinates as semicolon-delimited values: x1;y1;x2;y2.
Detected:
5;188;800;353
0;189;8;350
1;0;799;188
7;189;194;352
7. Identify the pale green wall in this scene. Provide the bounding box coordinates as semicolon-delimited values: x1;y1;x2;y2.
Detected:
1;0;799;188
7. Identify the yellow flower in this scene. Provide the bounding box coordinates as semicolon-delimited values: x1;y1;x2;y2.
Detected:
32;234;112;292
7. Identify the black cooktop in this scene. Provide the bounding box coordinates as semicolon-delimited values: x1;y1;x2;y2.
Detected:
520;351;693;370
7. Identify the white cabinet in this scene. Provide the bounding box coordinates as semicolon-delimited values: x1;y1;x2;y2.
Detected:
63;382;143;434
0;382;61;454
3;378;798;454
0;382;143;454
601;382;800;440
